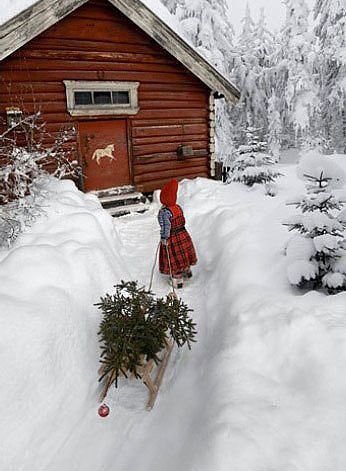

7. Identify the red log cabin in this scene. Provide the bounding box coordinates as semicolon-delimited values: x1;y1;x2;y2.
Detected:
0;0;240;196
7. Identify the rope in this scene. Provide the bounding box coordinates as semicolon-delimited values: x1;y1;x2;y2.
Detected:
165;243;177;297
149;241;161;292
149;241;177;298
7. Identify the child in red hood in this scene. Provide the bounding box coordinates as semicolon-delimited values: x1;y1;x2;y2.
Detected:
158;179;197;289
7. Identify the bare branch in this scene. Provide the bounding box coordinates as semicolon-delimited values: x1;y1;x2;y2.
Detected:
0;110;80;247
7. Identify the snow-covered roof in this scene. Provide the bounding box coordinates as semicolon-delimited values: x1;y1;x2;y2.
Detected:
0;0;240;103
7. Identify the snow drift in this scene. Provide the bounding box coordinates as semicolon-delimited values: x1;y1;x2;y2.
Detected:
0;178;128;471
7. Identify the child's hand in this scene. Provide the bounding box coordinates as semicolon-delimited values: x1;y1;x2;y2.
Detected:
161;239;168;246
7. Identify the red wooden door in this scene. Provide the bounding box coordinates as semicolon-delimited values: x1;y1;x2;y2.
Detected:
79;120;130;191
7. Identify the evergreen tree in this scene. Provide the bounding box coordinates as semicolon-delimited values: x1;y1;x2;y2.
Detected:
267;92;283;160
168;0;235;74
285;168;346;293
160;0;345;156
230;5;275;147
227;125;281;190
253;8;275;75
230;4;257;147
278;0;318;147
314;0;346;152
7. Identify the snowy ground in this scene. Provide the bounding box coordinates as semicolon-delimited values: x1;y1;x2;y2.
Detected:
2;157;346;471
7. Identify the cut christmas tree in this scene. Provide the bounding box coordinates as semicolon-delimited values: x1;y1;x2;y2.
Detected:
96;281;197;409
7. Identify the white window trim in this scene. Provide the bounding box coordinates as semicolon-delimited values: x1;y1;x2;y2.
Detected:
63;80;140;116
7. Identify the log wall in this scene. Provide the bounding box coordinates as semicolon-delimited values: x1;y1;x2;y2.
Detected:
0;0;211;192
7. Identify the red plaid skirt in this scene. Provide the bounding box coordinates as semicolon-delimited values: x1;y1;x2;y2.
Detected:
159;210;197;277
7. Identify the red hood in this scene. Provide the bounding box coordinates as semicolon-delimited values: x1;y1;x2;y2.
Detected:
160;179;178;207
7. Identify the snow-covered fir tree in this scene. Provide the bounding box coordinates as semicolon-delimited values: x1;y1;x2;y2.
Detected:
227;124;281;191
278;0;319;147
172;0;234;73
267;92;283;160
285;160;346;293
230;5;278;149
230;5;259;146
252;7;275;106
160;0;344;156
314;0;346;152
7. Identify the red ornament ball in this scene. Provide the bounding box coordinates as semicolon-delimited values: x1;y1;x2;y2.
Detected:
98;403;110;418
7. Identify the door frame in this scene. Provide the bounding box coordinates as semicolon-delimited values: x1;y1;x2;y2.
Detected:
76;117;133;192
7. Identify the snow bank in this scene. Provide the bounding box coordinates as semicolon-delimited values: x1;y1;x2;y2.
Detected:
3;157;346;471
176;171;346;471
0;178;128;471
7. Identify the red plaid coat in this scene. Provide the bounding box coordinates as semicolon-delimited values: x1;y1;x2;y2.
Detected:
159;206;197;276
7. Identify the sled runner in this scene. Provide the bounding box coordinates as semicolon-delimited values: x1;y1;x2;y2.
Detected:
99;338;174;410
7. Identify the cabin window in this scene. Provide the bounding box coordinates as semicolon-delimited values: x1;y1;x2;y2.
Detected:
93;91;112;105
74;91;93;105
112;91;130;104
64;81;139;116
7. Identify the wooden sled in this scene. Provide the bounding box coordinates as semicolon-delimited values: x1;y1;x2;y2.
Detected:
99;338;174;410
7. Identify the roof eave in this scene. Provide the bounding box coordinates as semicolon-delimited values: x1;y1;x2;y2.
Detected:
0;0;87;61
0;0;240;103
109;0;240;103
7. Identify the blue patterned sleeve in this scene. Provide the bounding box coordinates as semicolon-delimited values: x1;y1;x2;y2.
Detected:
158;208;172;240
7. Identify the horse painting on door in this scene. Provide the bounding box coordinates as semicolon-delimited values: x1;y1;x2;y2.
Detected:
79;120;130;191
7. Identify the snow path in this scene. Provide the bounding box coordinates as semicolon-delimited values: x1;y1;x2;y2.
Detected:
42;180;292;471
110;198;257;471
45;200;234;471
44;174;346;471
45;181;259;471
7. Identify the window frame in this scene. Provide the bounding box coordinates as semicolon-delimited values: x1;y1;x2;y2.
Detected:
63;80;140;116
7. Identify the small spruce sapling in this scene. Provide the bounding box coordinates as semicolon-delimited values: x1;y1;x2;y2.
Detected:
285;168;346;293
227;126;282;193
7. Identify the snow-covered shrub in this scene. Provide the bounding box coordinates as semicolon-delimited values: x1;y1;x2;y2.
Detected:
0;177;47;248
0;112;79;247
227;127;282;191
285;159;346;293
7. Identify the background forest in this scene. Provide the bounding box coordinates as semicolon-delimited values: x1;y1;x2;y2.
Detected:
161;0;346;161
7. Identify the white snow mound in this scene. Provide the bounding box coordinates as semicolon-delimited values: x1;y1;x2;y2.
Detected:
0;178;128;471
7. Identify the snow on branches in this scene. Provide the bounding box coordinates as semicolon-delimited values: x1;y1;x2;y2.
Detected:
284;155;346;293
161;0;345;157
226;127;282;194
0;112;80;247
